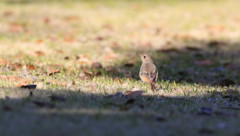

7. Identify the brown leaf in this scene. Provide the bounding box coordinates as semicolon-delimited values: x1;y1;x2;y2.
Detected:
91;62;102;69
48;68;60;76
63;36;74;43
95;35;105;41
102;55;117;61
15;78;32;87
64;56;70;60
9;63;23;71
115;78;123;84
43;17;50;24
27;65;35;70
3;11;14;17
84;71;93;77
35;39;43;44
35;51;45;56
8;22;24;33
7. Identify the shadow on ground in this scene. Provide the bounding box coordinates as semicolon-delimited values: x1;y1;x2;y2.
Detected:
0;87;240;136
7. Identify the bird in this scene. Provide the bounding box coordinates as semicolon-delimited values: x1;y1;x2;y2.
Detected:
139;54;158;91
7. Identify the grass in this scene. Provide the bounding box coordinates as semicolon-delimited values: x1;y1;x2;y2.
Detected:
1;0;240;135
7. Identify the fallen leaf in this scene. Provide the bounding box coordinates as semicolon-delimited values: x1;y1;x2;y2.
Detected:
2;11;14;17
20;84;37;89
27;65;35;70
95;35;105;41
63;36;74;43
35;39;43;44
64;56;70;60
84;71;93;77
91;62;102;69
35;51;45;56
115;78;123;84
48;68;60;76
8;22;24;33
15;78;32;87
43;17;50;24
9;63;23;71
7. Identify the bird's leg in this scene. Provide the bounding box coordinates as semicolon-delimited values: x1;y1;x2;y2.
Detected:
150;82;156;91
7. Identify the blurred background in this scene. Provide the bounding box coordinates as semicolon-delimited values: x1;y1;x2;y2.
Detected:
1;0;240;83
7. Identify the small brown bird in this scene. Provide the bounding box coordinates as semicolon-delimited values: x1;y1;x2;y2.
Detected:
139;54;158;91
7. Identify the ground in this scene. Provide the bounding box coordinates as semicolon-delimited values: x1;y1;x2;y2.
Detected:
1;0;240;135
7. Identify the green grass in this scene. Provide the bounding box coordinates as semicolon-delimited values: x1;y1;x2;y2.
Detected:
1;0;240;135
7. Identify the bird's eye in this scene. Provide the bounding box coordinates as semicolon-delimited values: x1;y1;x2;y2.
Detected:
143;56;146;58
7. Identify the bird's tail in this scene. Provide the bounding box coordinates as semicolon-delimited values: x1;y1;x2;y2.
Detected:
150;82;156;91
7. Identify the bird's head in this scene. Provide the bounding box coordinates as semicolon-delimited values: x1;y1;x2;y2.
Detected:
140;54;153;63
